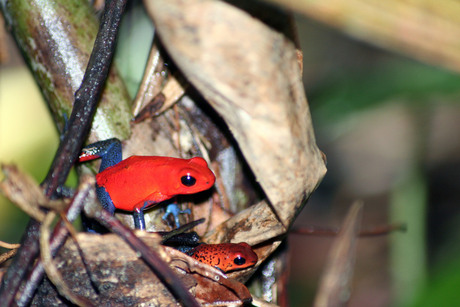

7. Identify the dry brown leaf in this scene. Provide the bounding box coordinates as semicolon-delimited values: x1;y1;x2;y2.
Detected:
266;0;460;73
0;164;67;222
145;0;326;229
132;38;168;117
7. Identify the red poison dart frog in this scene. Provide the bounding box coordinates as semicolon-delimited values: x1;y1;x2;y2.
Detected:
188;243;258;272
79;138;215;230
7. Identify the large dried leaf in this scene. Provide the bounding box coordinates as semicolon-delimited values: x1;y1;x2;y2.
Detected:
144;0;326;234
266;0;460;73
0;164;67;221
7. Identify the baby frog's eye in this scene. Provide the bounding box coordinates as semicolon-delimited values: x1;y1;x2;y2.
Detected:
233;255;246;266
181;173;197;187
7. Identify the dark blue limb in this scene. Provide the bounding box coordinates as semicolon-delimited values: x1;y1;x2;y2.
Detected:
175;245;196;254
133;202;149;230
133;210;146;230
162;232;200;253
82;186;115;233
162;203;192;228
80;139;121;233
96;185;116;214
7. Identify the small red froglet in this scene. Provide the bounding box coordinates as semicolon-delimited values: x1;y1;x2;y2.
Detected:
188;242;258;272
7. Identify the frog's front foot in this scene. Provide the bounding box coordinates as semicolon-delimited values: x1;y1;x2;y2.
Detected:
162;203;191;228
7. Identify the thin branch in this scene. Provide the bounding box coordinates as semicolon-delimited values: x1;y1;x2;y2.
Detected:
0;249;18;266
43;0;128;197
0;219;41;307
0;242;20;250
0;1;127;304
292;223;406;237
87;208;201;307
16;176;95;307
314;202;363;307
39;212;95;307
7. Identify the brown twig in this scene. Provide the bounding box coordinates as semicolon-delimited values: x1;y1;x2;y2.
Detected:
314;202;362;307
0;219;41;307
292;222;406;237
210;162;232;213
86;208;201;307
42;0;128;197
0;1;128;305
16;176;95;307
0;239;20;266
0;241;20;250
0;249;18;266
39;212;95;307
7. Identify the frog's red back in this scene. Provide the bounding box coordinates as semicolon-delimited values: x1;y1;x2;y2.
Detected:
96;156;215;212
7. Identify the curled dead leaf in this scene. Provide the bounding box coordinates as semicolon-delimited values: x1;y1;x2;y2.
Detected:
0;164;67;222
144;0;326;231
141;1;327;300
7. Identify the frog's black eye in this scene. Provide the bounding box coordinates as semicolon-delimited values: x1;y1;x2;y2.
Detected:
181;174;196;187
233;256;246;266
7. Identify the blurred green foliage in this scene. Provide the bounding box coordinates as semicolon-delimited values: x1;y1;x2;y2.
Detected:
294;19;460;307
412;257;460;307
0;68;77;245
311;59;460;126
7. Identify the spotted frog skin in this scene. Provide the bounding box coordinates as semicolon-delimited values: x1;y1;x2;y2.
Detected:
188;242;258;272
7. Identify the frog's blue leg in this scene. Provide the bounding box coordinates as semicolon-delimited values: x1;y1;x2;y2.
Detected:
81;138;122;215
162;203;192;228
96;186;116;214
82;185;116;234
162;231;200;253
133;202;149;230
80;138;122;233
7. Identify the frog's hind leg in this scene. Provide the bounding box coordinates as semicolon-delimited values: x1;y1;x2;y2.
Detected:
96;185;116;214
82;185;116;233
